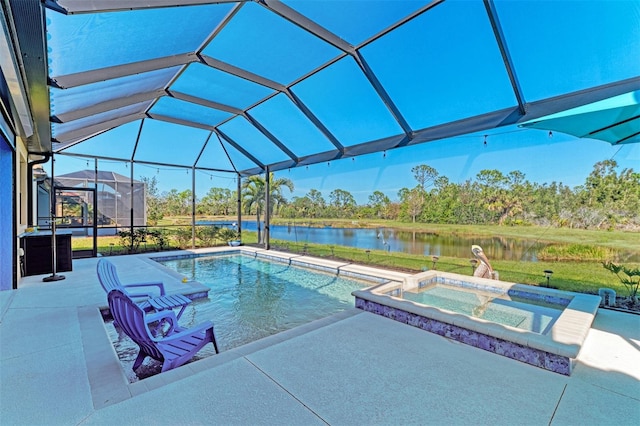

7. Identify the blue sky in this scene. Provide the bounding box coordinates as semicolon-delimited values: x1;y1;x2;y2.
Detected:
47;0;640;204
284;128;640;204
53;127;639;205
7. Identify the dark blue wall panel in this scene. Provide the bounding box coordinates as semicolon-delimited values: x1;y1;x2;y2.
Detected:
0;133;14;290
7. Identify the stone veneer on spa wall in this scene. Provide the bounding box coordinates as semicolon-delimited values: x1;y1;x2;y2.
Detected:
353;270;602;375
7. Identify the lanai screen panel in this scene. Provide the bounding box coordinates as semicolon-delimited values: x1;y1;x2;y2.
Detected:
55;170;146;227
494;0;640;101
248;93;338;158
50;67;181;124
42;0;640;175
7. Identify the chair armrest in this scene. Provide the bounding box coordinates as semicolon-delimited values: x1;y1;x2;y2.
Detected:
145;310;177;324
126;291;154;299
122;281;166;296
159;321;215;343
145;310;179;337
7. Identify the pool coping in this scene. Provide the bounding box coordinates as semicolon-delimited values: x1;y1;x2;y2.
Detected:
90;246;413;407
84;301;366;409
98;247;600;380
352;270;601;375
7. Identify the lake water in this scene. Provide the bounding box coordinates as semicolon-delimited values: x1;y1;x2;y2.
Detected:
204;221;546;261
200;221;639;263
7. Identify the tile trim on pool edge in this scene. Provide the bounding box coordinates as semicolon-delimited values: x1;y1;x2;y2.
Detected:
149;248;396;287
353;270;601;375
354;298;573;375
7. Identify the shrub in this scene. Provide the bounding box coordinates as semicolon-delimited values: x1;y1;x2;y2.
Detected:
538;244;615;261
217;227;240;243
118;229;147;253
602;261;640;301
172;226;193;248
147;229;169;251
196;225;219;247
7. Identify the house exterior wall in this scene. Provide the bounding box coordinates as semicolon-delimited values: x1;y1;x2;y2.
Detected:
0;130;15;290
0;7;42;289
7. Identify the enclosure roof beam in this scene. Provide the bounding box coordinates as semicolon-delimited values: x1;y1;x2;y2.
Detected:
168;90;244;115
215;128;265;170
43;0;245;15
261;0;354;55
199;54;286;92
353;51;413;139
148;113;217;131
193;131;214;168
213;132;239;173
243;111;299;164
520;76;640;122
49;53;198;89
57;151;237;173
52;113;146;145
51;90;162;123
284;88;344;153
483;0;526;115
356;0;445;49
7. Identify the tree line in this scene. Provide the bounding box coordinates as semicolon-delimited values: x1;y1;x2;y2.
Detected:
142;159;640;231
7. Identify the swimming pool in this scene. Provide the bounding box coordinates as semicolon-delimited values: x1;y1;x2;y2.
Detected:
107;249;397;380
353;270;601;375
399;283;564;334
156;252;380;351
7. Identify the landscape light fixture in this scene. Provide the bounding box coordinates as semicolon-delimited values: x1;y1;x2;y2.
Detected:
432;255;439;270
544;269;554;287
470;258;478;274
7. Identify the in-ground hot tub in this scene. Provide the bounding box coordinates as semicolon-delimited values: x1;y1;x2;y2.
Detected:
353;270;601;375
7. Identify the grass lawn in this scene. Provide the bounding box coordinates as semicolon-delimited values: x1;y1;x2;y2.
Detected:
267;239;636;297
73;218;639;298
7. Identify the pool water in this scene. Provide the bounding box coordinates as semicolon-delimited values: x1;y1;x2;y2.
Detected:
161;254;373;351
399;284;563;334
107;253;375;381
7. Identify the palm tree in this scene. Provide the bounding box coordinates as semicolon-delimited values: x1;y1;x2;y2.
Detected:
242;173;293;243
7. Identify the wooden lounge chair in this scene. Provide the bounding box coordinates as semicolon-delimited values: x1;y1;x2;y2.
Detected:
97;258;190;320
108;289;219;372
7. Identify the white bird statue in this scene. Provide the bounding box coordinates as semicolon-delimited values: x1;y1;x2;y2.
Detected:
471;245;494;279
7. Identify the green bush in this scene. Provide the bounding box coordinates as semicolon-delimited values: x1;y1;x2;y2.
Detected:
118;229;148;253
217;227;240;243
172;226;193;248
147;228;169;251
603;261;640;301
196;225;220;247
537;244;615;261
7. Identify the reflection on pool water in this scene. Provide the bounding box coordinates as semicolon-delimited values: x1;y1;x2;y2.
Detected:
397;284;564;334
161;253;376;351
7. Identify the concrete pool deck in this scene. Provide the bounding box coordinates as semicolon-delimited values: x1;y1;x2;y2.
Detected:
1;247;639;425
